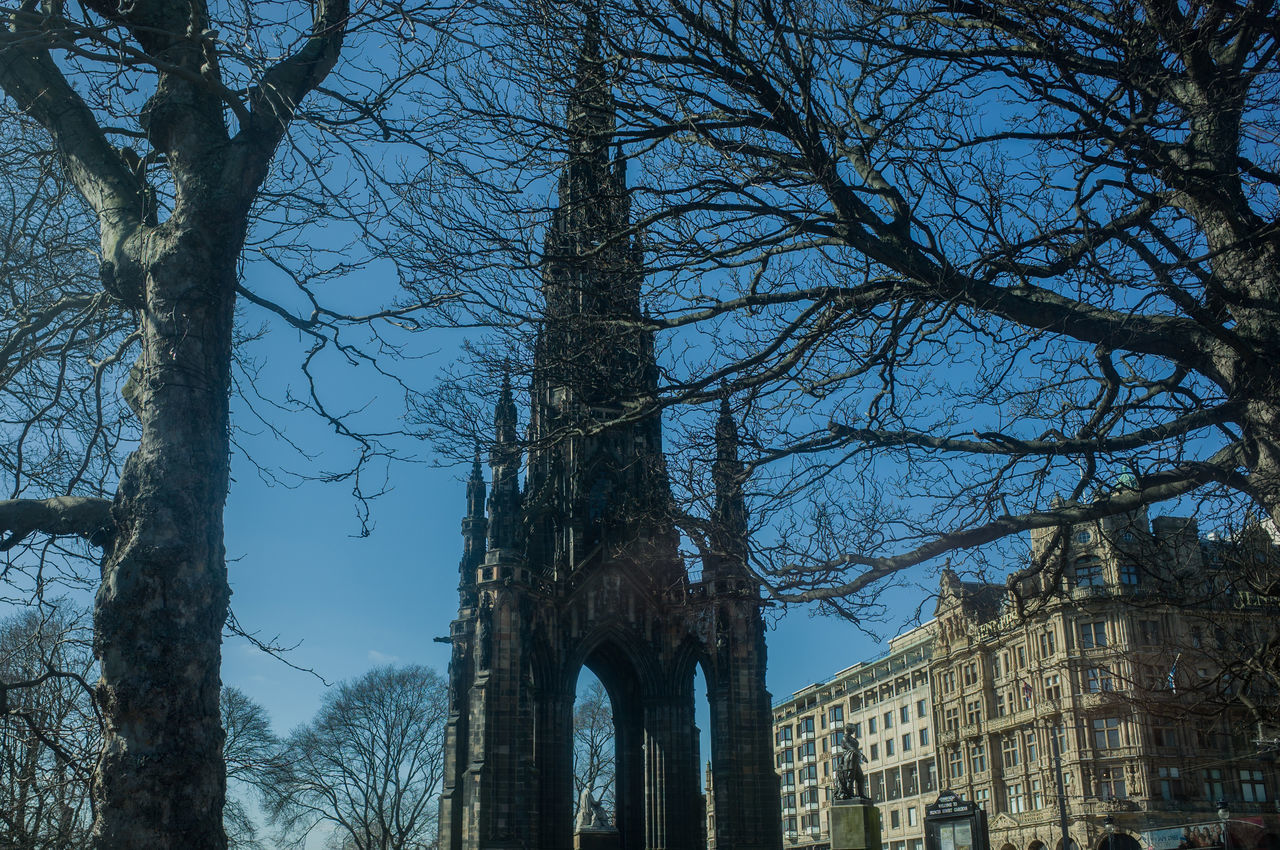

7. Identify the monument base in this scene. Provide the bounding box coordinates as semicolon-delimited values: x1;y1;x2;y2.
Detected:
830;798;882;850
575;829;621;850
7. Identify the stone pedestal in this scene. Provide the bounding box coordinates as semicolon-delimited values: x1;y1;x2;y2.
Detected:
575;828;621;850
830;798;882;850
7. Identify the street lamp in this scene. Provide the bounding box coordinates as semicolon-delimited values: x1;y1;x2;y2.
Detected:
1217;799;1230;850
1105;814;1116;850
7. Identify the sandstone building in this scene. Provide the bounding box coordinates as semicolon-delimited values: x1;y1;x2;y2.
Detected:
930;508;1279;850
773;509;1279;850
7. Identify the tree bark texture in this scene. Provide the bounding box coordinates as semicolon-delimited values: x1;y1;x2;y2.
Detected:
92;226;240;849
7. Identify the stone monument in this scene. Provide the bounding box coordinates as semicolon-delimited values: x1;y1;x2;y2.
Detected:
830;737;881;850
574;789;620;850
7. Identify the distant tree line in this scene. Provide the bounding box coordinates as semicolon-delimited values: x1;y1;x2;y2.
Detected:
0;606;451;850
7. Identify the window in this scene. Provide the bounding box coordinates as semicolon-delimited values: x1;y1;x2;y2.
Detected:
1031;778;1043;809
886;738;895;757
852;721;862;738
996;693;1007;717
869;717;878;734
832;731;844;750
776;726;793;745
1006;782;1025;813
800;764;818;783
992;656;1002;679
1157;767;1182;800
1043;673;1062;701
901;706;911;724
1145;721;1174;748
944;707;959;731
1240;769;1267;803
1025;730;1038;763
1001;736;1020;769
907;807;918;827
917;699;927;718
1119;562;1140;585
884;711;894;730
781;792;797;810
1039;628;1057;657
891;809;901;829
800;716;815;736
1204;768;1225;801
1052;724;1068;754
970;742;987;773
872;773;887;802
973;788;990;811
963;663;979;686
923;761;938;792
829;705;844;725
920;728;930;746
778;749;794;767
870;743;879;760
902;733;912;753
782;770;795;789
1017;646;1027;667
1079;620;1108;648
784;816;797;835
904;764;919;795
966;699;982;725
1098;767;1126;800
1086;666;1114;692
940;671;955;693
1093;717;1122;750
1075;555;1104;586
948;749;964;779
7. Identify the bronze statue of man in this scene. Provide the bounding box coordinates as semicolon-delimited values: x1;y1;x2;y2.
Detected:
833;736;868;800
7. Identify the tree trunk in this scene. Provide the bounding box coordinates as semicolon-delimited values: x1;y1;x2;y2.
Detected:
91;225;238;850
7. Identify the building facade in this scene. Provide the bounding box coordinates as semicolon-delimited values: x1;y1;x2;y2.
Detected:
773;625;939;850
930;508;1280;850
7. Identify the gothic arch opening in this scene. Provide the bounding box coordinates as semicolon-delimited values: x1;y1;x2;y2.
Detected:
573;668;616;819
560;631;655;850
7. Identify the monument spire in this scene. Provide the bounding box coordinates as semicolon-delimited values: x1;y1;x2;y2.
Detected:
458;444;487;606
708;395;750;588
487;372;521;553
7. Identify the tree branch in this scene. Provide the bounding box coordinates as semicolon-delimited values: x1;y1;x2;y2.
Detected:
0;496;114;550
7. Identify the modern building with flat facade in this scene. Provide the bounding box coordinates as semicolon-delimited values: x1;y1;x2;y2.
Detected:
773;624;939;850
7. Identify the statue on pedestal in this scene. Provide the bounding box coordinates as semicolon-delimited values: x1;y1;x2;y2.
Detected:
575;788;611;831
833;736;869;801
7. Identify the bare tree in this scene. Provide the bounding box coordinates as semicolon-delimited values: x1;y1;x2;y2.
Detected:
573;679;615;819
221;687;277;850
0;2;456;846
0;604;97;850
263;665;449;850
409;0;1280;614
